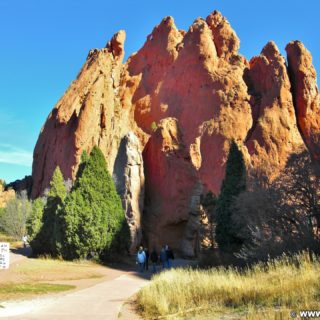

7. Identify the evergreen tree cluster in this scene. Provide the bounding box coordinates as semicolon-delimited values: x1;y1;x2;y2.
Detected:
215;141;247;252
29;146;129;260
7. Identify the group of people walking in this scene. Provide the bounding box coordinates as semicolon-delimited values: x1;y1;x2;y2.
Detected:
136;245;174;273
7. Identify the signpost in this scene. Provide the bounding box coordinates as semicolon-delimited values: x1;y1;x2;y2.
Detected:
0;242;10;269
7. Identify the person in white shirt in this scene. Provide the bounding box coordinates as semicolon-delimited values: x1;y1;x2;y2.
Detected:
22;235;28;248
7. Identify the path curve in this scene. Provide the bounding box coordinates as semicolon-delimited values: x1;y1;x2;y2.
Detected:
1;252;194;320
0;271;148;320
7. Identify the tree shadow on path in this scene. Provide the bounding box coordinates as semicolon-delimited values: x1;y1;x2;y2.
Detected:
11;245;32;258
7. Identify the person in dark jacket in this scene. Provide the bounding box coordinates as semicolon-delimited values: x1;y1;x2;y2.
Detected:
150;248;158;273
160;246;167;269
165;245;174;269
144;248;149;270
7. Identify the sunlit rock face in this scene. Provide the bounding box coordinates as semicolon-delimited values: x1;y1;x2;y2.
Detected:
245;41;304;180
32;10;318;255
286;41;320;161
0;180;15;208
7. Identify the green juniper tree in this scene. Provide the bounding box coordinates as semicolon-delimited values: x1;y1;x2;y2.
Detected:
59;146;129;260
31;167;67;256
27;197;45;243
215;140;247;252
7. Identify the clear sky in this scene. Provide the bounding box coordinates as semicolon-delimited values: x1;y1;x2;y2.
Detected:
0;0;319;183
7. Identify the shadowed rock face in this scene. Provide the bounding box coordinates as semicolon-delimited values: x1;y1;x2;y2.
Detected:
31;10;319;256
113;132;145;254
142;118;199;255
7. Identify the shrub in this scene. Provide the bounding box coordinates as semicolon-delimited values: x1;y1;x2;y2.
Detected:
0;191;32;240
150;121;158;132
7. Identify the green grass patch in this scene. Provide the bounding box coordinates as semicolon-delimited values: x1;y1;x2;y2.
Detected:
137;252;320;319
0;283;75;297
14;257;104;281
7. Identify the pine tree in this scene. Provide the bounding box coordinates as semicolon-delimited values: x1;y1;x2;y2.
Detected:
31;167;67;256
59;146;129;260
215;140;246;252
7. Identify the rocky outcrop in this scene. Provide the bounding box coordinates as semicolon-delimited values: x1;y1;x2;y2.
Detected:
206;10;240;61
113;132;145;253
0;180;15;208
31;10;320;256
286;41;320;161
245;41;304;179
31;31;137;198
6;175;33;197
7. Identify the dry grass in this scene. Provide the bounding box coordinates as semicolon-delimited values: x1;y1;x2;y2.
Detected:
137;252;320;319
0;232;22;249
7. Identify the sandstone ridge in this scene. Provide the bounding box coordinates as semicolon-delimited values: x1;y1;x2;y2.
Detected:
31;10;320;256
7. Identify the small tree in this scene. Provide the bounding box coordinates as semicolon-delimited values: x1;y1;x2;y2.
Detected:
234;150;320;262
0;191;32;239
27;198;45;243
31;167;67;256
200;191;217;248
150;121;158;132
215;141;247;252
59;146;129;260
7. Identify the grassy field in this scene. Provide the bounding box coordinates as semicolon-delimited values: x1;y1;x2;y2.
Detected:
137;252;320;319
8;257;106;282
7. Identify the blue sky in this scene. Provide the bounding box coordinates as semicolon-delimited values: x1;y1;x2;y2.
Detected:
0;0;319;183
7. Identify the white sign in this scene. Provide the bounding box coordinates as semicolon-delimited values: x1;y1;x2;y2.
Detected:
0;242;10;269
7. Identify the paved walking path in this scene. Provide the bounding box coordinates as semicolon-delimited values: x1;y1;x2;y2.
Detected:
0;271;148;320
0;248;195;320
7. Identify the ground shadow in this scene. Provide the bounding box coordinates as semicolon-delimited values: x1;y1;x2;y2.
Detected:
104;255;197;281
11;246;32;258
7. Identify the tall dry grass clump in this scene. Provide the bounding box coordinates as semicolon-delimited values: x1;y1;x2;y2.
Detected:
137;252;320;319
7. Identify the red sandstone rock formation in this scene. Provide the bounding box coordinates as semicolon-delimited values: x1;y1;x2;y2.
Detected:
0;180;15;208
142;118;199;255
32;31;134;198
286;41;320;161
245;41;304;179
31;10;320;255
